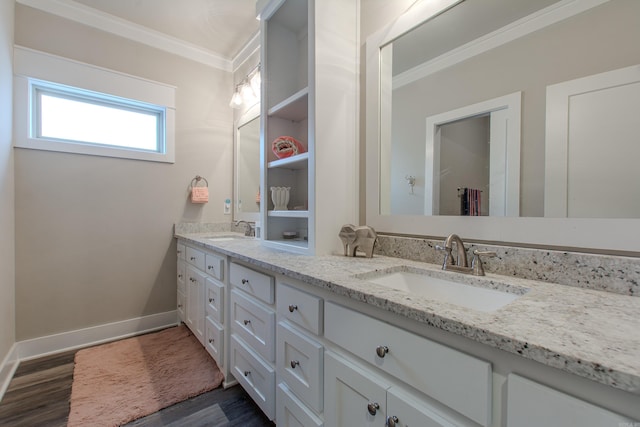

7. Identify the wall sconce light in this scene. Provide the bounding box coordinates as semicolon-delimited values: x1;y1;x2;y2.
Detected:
229;63;261;109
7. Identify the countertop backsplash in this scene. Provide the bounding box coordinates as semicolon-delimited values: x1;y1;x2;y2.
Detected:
375;234;640;297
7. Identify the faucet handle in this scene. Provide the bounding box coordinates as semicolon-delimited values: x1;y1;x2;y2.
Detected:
435;244;454;266
471;250;496;276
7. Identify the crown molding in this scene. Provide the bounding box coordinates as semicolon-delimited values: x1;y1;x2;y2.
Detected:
17;0;233;71
232;31;260;72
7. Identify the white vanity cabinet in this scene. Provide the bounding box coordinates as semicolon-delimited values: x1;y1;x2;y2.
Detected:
324;301;492;427
185;265;205;344
325;351;466;427
259;0;358;255
177;241;227;370
229;261;277;420
506;374;634;427
276;281;325;425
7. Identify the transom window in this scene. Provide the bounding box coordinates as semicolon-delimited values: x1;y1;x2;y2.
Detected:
33;80;165;154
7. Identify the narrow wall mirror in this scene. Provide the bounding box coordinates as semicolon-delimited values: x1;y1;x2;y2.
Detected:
366;0;640;251
234;104;260;222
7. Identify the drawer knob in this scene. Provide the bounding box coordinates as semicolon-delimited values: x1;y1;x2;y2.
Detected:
209;298;214;303
178;274;182;278
241;278;249;284
376;345;389;358
288;304;298;313
190;256;196;261
209;338;214;344
387;416;399;427
290;360;300;369
243;319;251;325
178;304;182;308
367;402;380;416
244;370;250;377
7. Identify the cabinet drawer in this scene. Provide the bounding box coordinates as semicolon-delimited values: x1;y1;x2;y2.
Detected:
177;242;186;260
230;262;274;304
277;321;323;412
186;246;205;270
205;253;224;280
506;374;632;427
205;317;223;368
177;260;186;294
231;335;275;420
205;277;224;324
177;290;185;322
230;289;276;362
277;383;324;427
325;302;492;427
277;282;323;335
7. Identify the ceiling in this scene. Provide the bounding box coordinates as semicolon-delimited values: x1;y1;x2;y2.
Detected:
65;0;260;65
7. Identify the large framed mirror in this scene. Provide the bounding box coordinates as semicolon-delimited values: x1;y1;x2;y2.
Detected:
366;0;640;252
234;104;261;222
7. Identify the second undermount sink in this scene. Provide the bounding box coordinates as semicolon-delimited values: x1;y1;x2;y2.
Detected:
357;267;528;312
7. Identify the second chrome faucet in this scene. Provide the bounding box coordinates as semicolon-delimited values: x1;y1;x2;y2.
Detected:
436;234;496;276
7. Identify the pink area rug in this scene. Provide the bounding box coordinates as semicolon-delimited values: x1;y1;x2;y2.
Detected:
67;325;224;427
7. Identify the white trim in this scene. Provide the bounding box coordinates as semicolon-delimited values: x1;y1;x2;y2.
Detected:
232;32;261;72
16;310;179;362
0;310;178;402
16;0;232;71
393;0;610;90
424;92;521;216
0;344;19;402
544;64;640;217
13;46;176;163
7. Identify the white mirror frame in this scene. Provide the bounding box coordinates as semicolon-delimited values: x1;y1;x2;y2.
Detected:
365;0;640;253
234;103;261;222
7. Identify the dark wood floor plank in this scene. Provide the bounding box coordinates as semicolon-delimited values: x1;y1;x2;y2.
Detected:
0;345;273;427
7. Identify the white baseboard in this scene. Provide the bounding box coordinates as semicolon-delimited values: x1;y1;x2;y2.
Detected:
0;310;179;402
0;344;19;402
16;310;180;361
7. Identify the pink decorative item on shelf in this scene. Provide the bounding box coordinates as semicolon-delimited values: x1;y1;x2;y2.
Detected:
272;136;305;159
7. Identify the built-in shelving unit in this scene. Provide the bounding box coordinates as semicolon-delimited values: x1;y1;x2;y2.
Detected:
259;0;358;255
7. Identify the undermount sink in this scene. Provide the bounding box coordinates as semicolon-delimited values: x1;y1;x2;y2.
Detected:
205;234;247;242
357;267;528;312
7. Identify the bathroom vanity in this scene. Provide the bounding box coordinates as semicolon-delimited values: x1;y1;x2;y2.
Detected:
175;228;640;426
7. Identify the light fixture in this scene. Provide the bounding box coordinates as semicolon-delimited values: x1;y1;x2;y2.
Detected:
229;63;261;109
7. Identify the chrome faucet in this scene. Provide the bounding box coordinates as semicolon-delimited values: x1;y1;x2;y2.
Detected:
234;220;255;237
436;234;496;276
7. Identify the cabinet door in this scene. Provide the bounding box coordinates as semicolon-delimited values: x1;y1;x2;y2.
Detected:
186;266;205;344
325;352;388;427
507;374;633;427
387;386;463;427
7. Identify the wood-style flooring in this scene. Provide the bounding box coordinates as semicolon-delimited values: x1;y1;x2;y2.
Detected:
0;347;274;426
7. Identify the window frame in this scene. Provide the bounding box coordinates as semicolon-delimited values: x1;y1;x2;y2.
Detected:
14;47;176;163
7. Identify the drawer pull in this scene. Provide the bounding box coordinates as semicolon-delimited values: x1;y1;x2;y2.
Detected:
367;402;380;416
243;319;251;325
208;266;214;270
190;256;196;261
209;338;214;344
244;370;250;377
288;304;298;313
387;416;399;427
209;298;214;303
376;345;389;358
290;360;300;369
178;274;182;279
178;304;183;308
241;278;249;284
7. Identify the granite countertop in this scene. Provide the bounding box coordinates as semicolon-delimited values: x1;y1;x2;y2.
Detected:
175;231;640;395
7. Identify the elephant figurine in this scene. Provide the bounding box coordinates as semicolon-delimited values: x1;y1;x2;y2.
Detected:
338;224;377;258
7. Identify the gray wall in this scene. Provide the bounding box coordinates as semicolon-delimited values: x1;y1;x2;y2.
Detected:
0;0;15;361
14;5;234;340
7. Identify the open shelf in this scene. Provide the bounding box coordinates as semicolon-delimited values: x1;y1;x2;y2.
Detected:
268;87;309;121
268;152;308;169
268;210;309;218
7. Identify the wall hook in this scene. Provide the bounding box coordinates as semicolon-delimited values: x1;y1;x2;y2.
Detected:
405;175;416;194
